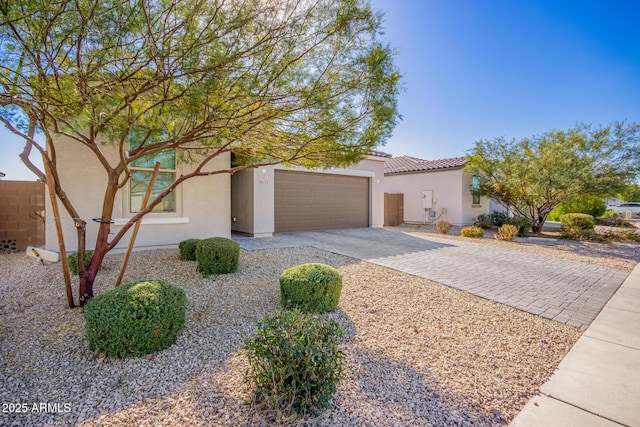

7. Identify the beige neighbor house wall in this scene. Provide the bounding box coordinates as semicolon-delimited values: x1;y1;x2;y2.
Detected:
231;156;386;237
45;136;230;252
384;168;488;226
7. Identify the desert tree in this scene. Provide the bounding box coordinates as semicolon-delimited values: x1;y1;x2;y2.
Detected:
464;122;639;232
0;0;401;305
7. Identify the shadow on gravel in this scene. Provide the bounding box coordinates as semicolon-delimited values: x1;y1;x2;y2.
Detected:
337;346;507;426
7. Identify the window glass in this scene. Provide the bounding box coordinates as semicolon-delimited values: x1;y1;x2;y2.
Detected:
129;127;176;213
472;176;481;205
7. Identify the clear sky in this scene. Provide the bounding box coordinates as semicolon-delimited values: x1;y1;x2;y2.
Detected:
1;0;639;180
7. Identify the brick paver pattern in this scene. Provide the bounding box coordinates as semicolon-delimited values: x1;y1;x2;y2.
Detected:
234;228;629;329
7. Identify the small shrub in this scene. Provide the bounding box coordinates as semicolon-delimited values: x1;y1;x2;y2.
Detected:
497;224;519;241
560;213;595;238
461;225;484;238
178;238;200;261
435;219;452;234
475;214;492;229
601;209;620;220
280;263;342;314
243;309;345;420
84;279;186;358
68;250;94;274
196;237;240;277
489;211;509;227
506;216;532;237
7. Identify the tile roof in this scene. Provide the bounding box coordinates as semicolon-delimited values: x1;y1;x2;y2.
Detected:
370;150;392;158
384;155;467;175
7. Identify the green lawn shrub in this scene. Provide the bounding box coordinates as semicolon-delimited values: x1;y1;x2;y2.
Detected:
560;213;595;238
477;212;509;229
195;237;240;277
178;238;200;261
243;309;345;420
435;219;452;234
496;224;519;241
280;263;342;314
84;279;186;358
68;250;94;274
506;216;532;237
461;225;484;238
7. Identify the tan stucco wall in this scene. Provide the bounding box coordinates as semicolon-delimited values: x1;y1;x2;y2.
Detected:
45;136;230;252
231;156;385;236
384;168;488;226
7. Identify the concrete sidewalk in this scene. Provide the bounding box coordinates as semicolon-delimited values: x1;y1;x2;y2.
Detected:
510;263;640;427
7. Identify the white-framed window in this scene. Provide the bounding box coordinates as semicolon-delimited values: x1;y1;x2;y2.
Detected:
129;127;176;214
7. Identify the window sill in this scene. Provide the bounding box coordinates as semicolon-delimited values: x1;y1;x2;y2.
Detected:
472;204;482;208
114;217;190;226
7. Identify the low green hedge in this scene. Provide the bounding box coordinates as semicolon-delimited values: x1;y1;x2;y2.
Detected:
178;239;200;261
196;237;240;277
460;225;484;238
68;250;94;274
280;263;342;314
84;279;186;358
560;213;595;238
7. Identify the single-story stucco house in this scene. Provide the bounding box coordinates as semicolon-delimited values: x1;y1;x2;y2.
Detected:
384;155;489;226
45;137;388;251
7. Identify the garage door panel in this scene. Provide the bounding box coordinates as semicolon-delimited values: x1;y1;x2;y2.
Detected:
275;170;369;232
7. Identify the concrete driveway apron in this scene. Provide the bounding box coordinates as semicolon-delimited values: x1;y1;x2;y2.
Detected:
235;227;629;329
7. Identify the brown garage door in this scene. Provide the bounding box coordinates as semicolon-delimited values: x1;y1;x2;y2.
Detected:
274;171;369;232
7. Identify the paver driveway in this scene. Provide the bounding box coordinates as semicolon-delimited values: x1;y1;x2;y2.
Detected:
234;228;629;329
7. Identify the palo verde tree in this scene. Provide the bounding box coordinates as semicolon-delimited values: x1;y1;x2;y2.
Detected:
464;122;640;232
0;0;401;306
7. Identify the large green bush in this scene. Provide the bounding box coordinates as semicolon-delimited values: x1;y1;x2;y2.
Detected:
548;195;607;221
560;213;595;238
476;211;509;229
280;263;342;314
243;309;345;420
195;237;240;277
178;238;200;261
84;279;186;358
68;250;94;274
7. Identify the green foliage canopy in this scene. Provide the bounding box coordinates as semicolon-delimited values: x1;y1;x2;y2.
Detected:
464;122;639;232
0;0;401;305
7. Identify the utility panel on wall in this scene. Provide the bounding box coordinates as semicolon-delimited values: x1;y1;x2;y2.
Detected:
422;190;433;210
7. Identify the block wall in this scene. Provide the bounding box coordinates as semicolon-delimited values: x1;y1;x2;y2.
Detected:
0;180;45;253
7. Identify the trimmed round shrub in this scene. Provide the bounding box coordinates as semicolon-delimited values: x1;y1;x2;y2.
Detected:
506;216;532;237
461;225;484;238
548;195;607;221
560;213;595;238
178;238;200;261
195;237;240;277
243;309;345;419
68;250;94;274
436;219;452;234
84;279;186;358
280;263;342;314
497;224;519;241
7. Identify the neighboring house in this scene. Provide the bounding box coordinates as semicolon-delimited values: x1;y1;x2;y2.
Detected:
45;135;387;251
384;155;489;226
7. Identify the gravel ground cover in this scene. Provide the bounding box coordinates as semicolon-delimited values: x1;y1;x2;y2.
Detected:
1;245;586;426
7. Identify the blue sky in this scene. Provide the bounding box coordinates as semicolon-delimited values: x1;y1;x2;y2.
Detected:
1;0;639;180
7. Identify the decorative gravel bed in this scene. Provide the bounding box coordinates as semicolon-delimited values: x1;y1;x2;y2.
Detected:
1;246;584;426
